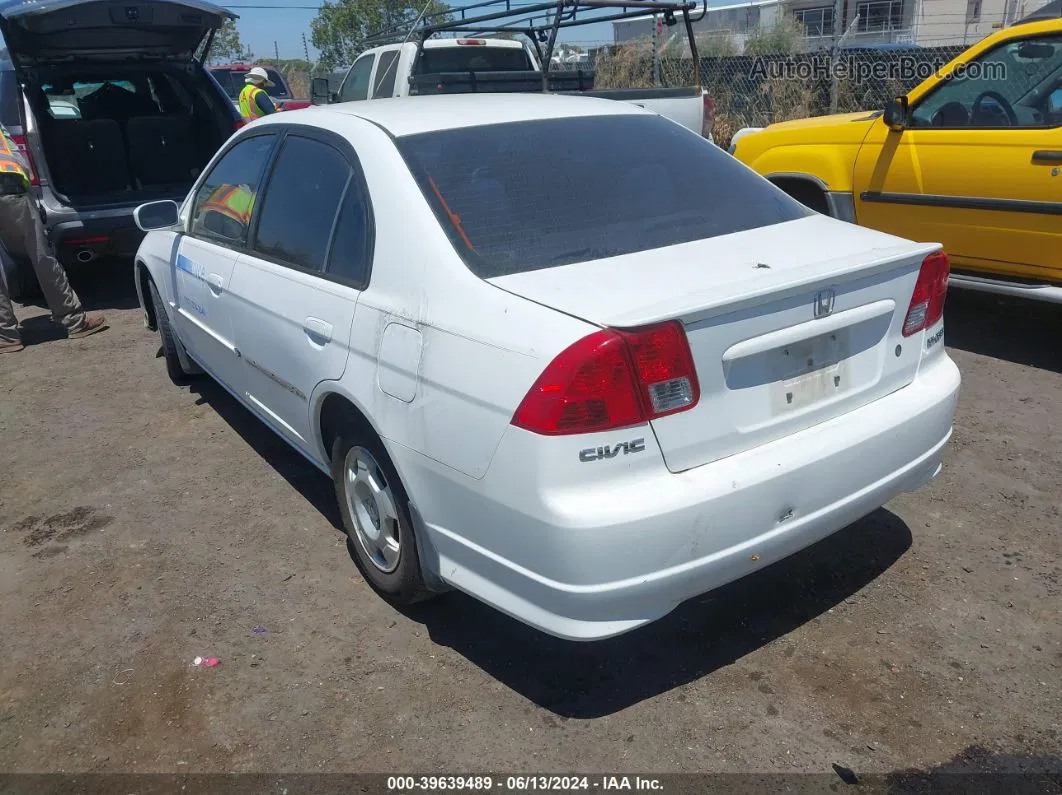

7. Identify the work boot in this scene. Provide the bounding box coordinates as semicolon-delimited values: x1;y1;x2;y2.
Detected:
0;339;23;354
67;313;107;340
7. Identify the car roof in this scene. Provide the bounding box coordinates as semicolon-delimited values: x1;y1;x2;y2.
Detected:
284;93;648;138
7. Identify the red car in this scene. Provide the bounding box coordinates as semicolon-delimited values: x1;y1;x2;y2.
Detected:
208;64;311;112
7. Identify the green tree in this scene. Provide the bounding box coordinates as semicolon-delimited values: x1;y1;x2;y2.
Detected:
311;0;450;70
209;18;253;64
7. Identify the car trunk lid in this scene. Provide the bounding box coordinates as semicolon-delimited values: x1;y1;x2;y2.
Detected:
490;215;940;473
0;0;233;67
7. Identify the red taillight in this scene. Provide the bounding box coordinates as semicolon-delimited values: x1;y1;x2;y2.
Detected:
902;250;950;337
703;94;716;115
234;119;248;131
64;235;109;246
512;321;700;436
11;134;39;186
456;38;487;45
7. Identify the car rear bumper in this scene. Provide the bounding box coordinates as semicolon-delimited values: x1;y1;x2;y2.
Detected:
396;352;961;641
49;212;144;262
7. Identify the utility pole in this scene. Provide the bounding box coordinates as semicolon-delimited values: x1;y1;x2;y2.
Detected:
829;13;860;113
652;14;662;87
302;32;310;66
274;40;280;61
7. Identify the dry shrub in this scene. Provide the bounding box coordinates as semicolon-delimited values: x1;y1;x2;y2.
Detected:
281;68;310;100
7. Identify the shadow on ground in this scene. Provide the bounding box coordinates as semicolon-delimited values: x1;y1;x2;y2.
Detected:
945;288;1060;375
884;745;1062;793
189;379;343;531
188;374;913;718
405;508;911;718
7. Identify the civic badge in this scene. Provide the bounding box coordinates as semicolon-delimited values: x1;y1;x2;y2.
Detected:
814;288;835;318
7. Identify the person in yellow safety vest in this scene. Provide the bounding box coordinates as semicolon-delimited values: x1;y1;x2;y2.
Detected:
0;124;106;354
238;67;278;121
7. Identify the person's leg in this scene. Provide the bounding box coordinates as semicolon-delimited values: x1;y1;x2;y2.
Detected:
7;194;105;337
0;250;23;352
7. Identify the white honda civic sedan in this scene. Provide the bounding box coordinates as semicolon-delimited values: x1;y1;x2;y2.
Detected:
133;94;960;641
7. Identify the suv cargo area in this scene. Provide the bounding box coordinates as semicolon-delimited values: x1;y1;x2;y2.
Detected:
24;64;233;207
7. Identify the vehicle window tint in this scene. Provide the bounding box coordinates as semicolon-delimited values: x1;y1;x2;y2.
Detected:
911;34;1062;128
1;69;21;129
372;51;400;99
191;133;277;245
396;115;810;278
340;55;374;102
264;69;290;98
210;69;240;100
416;46;533;73
326;178;372;286
254;135;351;271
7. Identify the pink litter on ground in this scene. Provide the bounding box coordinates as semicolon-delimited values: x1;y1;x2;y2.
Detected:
192;656;221;668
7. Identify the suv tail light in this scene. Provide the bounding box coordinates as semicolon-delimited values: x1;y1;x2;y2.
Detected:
902;250;950;337
10;134;39;186
512;321;700;436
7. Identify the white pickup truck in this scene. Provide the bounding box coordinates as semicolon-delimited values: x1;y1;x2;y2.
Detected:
312;37;715;140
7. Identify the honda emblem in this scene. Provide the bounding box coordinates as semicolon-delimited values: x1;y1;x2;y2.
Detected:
814;288;835;318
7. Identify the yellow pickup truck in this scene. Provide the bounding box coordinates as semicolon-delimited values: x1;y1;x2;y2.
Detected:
731;9;1062;303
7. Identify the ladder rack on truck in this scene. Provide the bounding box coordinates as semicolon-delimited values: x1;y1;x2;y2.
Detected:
361;0;708;93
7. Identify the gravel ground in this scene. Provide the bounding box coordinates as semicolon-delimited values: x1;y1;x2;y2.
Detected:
0;260;1059;784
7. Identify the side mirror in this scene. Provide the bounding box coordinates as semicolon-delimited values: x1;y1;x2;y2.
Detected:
134;200;180;232
883;95;909;131
311;77;331;105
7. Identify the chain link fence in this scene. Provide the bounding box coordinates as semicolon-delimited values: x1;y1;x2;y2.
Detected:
586;43;968;146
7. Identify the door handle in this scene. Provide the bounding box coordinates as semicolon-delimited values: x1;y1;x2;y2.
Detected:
1031;150;1062;163
302;317;333;343
205;273;224;293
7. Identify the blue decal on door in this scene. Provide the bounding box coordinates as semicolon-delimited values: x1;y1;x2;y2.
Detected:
176;254;206;280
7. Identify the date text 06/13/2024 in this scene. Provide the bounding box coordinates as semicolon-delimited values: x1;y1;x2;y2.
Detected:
387;776;665;792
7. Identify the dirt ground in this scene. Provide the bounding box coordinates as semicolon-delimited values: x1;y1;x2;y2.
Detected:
1;260;1059;783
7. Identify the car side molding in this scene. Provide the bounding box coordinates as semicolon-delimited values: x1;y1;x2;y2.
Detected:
860;191;1062;216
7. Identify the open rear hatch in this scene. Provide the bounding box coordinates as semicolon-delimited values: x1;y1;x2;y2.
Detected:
492;215;943;473
0;0;233;67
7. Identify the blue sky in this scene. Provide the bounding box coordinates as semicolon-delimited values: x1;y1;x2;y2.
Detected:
224;0;720;63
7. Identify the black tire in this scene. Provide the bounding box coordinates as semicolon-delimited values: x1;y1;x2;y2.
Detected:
331;430;430;604
148;278;192;386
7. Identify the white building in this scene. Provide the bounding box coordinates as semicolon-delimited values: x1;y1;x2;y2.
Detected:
612;0;1056;50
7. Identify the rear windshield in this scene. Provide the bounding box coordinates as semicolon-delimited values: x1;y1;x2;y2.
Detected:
415;46;533;73
210;68;289;99
396;115;811;278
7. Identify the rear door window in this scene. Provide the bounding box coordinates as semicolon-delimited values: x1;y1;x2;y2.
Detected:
191;133;277;246
339;55;374;102
416;46;533;73
253;134;352;272
326;176;373;286
396;114;810;278
372;51;400;98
